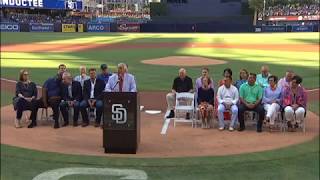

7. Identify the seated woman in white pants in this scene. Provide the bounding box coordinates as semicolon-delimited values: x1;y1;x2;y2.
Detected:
216;76;239;131
282;75;307;131
262;75;282;131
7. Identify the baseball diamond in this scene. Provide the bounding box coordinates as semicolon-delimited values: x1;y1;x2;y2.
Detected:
1;0;320;179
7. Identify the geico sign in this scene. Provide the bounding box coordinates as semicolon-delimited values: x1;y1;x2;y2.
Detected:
0;24;19;30
88;25;106;31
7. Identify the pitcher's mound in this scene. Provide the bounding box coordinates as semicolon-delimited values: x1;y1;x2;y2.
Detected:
141;56;227;66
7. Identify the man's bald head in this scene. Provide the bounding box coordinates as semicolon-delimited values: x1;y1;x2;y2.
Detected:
117;63;126;75
179;68;186;79
62;71;72;85
261;65;269;77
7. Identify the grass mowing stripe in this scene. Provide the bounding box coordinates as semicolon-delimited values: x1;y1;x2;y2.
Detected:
2;150;318;168
1;136;318;167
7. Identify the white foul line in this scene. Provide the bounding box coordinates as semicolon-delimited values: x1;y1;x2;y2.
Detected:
161;110;171;135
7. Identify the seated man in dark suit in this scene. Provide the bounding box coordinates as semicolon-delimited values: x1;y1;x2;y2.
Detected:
80;68;106;127
60;72;82;127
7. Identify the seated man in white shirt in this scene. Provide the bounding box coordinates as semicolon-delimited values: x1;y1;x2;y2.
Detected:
105;63;137;92
74;65;89;87
216;76;239;131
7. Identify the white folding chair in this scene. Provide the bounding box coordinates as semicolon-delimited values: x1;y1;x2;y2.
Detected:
282;111;307;133
264;110;283;131
173;92;196;127
15;111;31;124
38;108;50;121
244;111;259;126
59;106;75;124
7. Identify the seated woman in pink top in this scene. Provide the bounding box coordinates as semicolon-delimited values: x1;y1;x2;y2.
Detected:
282;75;307;131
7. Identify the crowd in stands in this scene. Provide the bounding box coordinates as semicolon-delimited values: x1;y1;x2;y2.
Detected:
14;64;307;134
1;12;90;24
0;11;149;24
259;3;319;18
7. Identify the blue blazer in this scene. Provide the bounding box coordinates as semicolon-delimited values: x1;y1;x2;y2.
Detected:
83;78;105;100
61;81;82;101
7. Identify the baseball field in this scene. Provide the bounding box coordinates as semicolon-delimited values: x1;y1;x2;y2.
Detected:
1;32;319;179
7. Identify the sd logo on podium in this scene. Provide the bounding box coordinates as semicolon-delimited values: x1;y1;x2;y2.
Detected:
112;104;127;124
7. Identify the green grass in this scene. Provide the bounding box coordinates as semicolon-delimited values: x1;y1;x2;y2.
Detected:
1;137;319;180
1;91;14;106
1;32;319;90
308;101;320;115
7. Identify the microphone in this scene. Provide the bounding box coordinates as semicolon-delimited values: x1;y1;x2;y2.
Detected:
111;78;120;91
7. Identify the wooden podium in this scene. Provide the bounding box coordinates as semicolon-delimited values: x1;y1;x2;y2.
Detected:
102;92;140;154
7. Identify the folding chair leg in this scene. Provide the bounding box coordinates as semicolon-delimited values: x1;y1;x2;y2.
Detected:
24;112;29;122
41;109;45;121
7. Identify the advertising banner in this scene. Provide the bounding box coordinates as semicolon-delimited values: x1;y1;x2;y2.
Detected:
291;25;313;32
87;23;110;32
62;24;76;32
77;24;84;32
261;26;286;32
0;23;20;32
29;23;54;32
117;23;140;32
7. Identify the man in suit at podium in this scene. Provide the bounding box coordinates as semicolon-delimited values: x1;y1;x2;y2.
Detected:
105;63;137;92
80;68;106;127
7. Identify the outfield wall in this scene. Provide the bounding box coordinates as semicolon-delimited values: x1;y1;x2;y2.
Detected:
1;22;319;33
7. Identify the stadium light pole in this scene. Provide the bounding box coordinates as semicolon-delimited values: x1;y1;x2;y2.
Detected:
263;0;266;18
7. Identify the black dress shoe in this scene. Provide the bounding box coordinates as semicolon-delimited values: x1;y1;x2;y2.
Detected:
94;122;100;127
27;121;37;128
238;127;245;131
257;129;262;133
81;123;89;127
166;110;175;119
54;122;60;129
62;122;69;127
73;121;78;127
186;113;190;119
